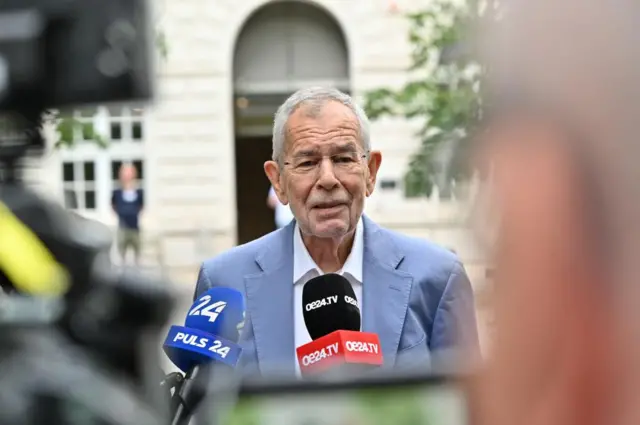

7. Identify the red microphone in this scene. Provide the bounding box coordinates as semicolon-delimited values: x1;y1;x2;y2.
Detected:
299;274;384;377
296;330;383;376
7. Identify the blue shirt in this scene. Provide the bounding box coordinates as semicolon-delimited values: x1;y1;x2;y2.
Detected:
112;189;144;230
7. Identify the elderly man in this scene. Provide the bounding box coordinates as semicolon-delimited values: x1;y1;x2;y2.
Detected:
194;87;479;378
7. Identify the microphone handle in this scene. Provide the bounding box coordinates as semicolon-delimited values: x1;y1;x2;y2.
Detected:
161;372;184;390
168;376;186;421
170;364;210;425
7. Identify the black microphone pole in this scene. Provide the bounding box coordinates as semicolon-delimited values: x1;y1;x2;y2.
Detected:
170;364;211;425
161;371;184;415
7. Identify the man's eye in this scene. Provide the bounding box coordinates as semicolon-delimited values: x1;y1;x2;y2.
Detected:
334;156;355;163
297;161;316;168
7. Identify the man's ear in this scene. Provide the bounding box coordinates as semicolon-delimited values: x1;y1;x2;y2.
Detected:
264;160;288;204
365;151;382;197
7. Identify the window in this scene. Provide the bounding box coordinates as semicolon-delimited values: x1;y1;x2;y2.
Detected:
72;107;100;143
106;105;145;142
58;104;148;219
62;105;146;145
61;161;97;210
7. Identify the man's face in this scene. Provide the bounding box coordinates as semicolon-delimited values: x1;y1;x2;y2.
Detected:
119;165;136;184
265;101;381;239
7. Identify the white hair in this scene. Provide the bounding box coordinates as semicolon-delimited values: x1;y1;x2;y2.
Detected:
271;87;371;162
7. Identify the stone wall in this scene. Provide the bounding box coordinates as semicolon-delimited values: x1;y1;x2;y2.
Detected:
30;0;494;352
149;0;431;263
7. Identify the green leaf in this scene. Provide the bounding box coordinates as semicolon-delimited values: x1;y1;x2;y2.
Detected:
54;117;109;149
364;0;491;197
155;29;169;60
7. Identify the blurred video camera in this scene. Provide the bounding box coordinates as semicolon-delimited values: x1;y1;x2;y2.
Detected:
0;0;153;165
0;1;174;424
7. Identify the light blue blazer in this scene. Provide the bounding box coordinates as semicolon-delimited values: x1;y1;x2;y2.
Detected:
194;216;480;378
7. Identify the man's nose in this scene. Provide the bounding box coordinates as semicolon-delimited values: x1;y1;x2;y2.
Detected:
316;158;340;189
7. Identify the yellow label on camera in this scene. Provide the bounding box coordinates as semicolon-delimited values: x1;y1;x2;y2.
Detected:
0;201;70;296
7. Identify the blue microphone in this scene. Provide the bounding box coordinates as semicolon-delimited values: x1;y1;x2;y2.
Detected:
162;287;246;425
163;287;246;371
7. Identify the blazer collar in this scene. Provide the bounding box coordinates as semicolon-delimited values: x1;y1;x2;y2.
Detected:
246;222;297;377
254;216;399;271
361;215;413;367
254;220;295;272
246;215;413;376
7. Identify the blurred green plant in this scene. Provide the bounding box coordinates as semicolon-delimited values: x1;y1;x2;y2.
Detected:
363;0;487;198
223;398;262;425
54;117;109;149
155;29;170;60
356;388;432;425
53;27;169;150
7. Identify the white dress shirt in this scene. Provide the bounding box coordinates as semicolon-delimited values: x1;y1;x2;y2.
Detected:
293;218;364;376
268;186;295;228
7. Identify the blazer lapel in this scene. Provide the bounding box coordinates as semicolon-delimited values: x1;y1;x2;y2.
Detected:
244;222;296;377
361;216;413;367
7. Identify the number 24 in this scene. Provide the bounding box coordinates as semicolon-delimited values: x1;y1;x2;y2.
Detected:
189;295;227;323
209;340;230;358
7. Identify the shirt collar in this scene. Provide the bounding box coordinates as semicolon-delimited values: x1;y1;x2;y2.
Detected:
293;217;364;283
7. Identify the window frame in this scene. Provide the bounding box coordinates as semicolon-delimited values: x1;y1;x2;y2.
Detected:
57;105;149;224
61;159;98;211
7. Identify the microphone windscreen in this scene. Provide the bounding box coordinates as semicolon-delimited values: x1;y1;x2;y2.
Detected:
185;287;246;342
302;273;360;340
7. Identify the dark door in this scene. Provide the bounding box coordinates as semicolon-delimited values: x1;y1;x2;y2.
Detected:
235;137;275;245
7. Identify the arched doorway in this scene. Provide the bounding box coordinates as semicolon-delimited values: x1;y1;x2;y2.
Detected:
232;0;349;244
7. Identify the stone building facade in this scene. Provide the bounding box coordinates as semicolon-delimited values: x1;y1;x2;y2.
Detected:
29;0;491;346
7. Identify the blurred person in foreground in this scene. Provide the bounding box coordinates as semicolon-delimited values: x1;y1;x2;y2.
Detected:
112;163;144;266
195;87;480;377
470;2;640;425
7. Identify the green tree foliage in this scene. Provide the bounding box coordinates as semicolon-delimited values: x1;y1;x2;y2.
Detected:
356;388;436;425
364;0;484;198
223;398;261;425
155;29;170;60
54;117;109;149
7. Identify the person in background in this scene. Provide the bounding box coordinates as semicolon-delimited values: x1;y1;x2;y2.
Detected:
267;184;294;229
111;163;144;266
